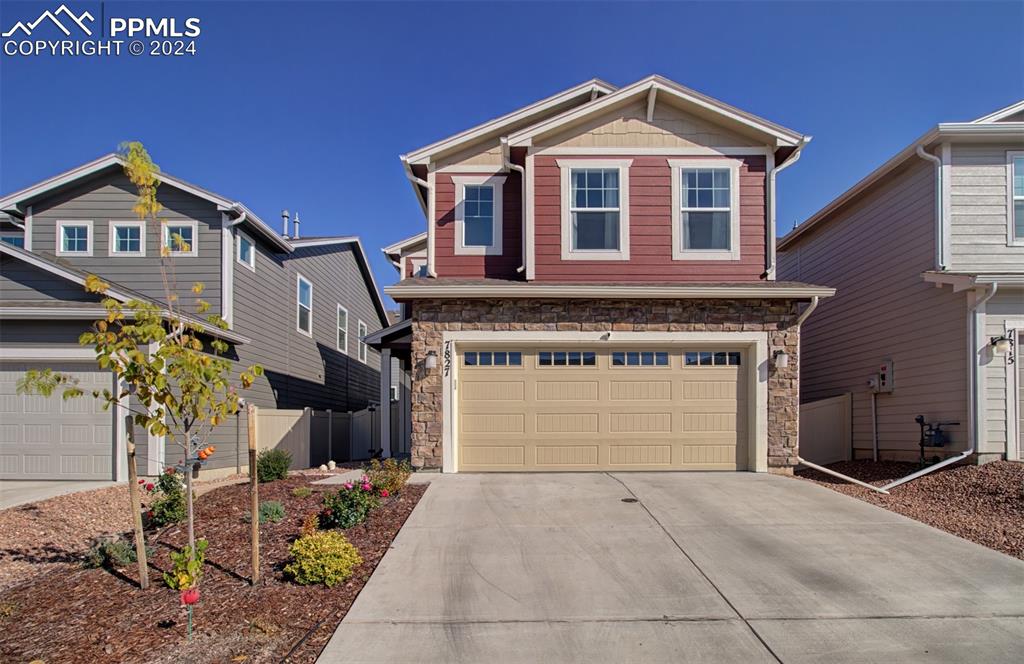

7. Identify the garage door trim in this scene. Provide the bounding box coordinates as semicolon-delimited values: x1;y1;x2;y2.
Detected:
440;331;769;473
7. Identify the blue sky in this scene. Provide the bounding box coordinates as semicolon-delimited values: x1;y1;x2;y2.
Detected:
2;1;1022;304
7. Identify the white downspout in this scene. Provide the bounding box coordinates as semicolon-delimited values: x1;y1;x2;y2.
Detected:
401;157;436;278
915;145;946;271
766;137;811;279
501;137;527;274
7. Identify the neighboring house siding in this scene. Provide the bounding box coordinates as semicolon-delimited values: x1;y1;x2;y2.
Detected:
0;255;103;302
532;154;767;282
983;288;1024;457
432;171;523;279
948;142;1024;271
29;171;223;314
779;158;969;458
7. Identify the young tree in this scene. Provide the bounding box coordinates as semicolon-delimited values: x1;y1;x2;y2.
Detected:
18;142;261;590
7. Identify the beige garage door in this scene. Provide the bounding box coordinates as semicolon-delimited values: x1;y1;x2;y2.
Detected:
456;346;748;471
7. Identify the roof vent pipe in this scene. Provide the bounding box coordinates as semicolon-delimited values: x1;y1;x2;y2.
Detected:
293;212;300;240
281;209;290;239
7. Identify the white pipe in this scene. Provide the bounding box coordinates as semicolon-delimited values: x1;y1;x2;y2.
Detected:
401;157;436;278
879;447;972;491
766;137;811;278
915;145;946;270
501;137;527;274
871;391;878;462
795;295;819;327
797;457;889;494
226;207;247;227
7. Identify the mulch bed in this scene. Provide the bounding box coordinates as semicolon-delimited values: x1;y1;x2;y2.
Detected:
0;476;426;663
797;460;1024;560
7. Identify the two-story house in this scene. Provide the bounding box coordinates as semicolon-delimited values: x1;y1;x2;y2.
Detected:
374;75;834;474
779;100;1024;465
0;154;389;482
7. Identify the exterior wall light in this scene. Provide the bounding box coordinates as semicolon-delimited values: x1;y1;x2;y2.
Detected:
773;350;790;369
424;350;438;370
990;335;1015;364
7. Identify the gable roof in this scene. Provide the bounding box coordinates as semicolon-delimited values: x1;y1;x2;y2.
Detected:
0;153;292;252
970;99;1024;124
506;75;806;150
0;242;250;344
289;236;391;327
382;231;427;262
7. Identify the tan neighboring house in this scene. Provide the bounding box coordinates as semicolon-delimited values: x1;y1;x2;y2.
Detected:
779;100;1024;464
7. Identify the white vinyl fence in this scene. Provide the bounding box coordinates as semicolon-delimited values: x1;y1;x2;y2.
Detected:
799;394;853;465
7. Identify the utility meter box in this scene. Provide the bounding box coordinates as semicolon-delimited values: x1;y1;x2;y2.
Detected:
877;359;894;393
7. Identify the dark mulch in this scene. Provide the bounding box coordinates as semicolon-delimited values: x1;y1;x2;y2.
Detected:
0;476;426;663
797;460;1024;560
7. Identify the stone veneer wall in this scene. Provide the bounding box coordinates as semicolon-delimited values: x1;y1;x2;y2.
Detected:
408;299;801;472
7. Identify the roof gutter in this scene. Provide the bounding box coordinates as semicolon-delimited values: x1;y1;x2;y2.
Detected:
915;145;948;270
501;137;528;275
386;283;835;300
401;157;436;278
766;137;811;279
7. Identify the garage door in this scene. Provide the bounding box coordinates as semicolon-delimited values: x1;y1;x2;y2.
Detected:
456;346;747;471
0;362;115;480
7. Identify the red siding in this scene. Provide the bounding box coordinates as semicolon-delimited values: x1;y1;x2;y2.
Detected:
433;171;523;279
533;155;767;282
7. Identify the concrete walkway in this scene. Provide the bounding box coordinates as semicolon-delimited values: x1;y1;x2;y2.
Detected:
320;472;1024;663
0;480;118;510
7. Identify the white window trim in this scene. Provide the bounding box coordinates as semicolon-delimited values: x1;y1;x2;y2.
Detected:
108;220;146;257
236;231;256;271
1003;320;1023;461
296;274;313;337
162;220;199;257
669;158;742;261
452;175;506;256
557;159;631;261
55;220;93;257
336;304;349;354
357;319;368;363
1007;151;1024;247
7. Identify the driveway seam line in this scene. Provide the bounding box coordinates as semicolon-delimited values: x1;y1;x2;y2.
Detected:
606;472;784;664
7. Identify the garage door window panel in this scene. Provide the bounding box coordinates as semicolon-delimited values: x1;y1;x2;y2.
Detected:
538;351;596;367
611;351;669;367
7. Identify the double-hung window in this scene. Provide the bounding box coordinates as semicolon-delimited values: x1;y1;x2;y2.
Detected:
336;305;348;353
296;275;312;336
453;175;505;255
1010;152;1024;245
357;320;368;363
558;159;631;260
109;221;145;256
237;232;256;270
163;221;197;256
670;159;741;260
56;220;92;256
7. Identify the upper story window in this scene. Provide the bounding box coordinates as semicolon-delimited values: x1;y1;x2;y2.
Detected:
557;159;631;261
1010;152;1024;245
452;175;505;255
336;305;348;354
357;320;368;363
237;232;256;271
109;221;145;257
56;220;92;256
0;235;24;248
670;159;741;261
163;220;198;256
296;274;312;336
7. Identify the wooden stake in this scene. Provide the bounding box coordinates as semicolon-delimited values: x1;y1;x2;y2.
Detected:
125;415;150;589
248;404;260;584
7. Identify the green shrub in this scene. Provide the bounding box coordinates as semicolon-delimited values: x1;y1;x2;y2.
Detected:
256;448;292;483
284;530;362;587
365;458;412;495
149;470;187;527
320;483;379;529
83;535;152;569
164;539;209;590
291;486;312;499
258;500;286;523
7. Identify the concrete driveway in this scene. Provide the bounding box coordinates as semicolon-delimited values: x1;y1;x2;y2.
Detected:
320;472;1024;663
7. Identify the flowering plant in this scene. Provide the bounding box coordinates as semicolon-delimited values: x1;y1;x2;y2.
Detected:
319;479;380;529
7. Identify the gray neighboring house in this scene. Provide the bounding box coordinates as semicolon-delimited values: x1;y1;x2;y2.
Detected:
779;100;1024;464
0;153;389;482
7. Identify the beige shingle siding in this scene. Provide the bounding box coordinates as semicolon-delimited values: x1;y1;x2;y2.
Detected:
949;142;1024;271
780;158;970;458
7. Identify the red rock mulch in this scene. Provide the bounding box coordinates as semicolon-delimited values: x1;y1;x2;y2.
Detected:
0;476;426;663
797;460;1024;560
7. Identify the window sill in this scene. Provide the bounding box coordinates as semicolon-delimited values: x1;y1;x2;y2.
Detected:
454;244;502;256
560;249;630;261
673;249;741;261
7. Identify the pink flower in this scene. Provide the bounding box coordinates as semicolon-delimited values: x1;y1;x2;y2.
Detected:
361;483;371;491
343;482;353;490
138;479;144;484
379;489;389;498
180;588;200;606
145;483;155;492
359;475;369;484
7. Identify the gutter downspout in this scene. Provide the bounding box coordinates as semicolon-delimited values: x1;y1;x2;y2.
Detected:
401;157;436;278
915;145;946;271
766;137;811;279
501;138;527;274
